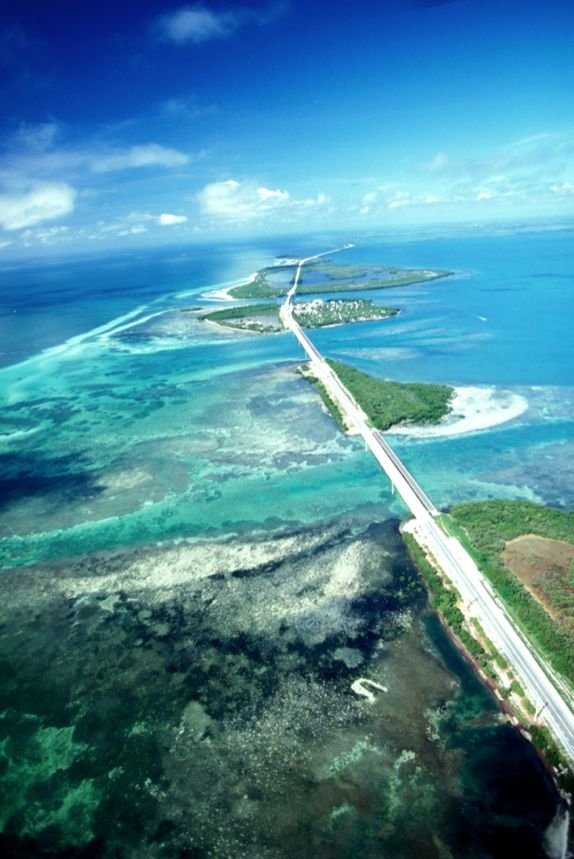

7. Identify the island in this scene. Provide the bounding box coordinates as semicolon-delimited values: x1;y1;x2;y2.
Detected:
226;261;452;299
304;359;454;433
293;298;399;328
199;303;281;333
200;298;399;334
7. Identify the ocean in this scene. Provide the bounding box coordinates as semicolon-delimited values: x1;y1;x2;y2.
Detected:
0;225;573;857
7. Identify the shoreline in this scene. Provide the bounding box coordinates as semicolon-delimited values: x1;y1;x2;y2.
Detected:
387;385;528;438
201;272;258;302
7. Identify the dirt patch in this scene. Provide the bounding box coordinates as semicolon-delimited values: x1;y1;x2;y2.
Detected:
502;535;574;624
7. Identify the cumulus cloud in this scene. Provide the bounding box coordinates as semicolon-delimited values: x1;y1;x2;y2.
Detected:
24;225;69;245
197;179;328;224
99;211;189;237
157;6;240;43
197;179;290;220
358;191;379;214
158;212;188;225
301;192;330;208
549;181;574;196
256;186;290;203
91;143;188;173
125;211;188;226
0;182;76;230
156;2;288;45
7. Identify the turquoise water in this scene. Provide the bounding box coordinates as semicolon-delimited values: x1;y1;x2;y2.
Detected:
0;227;572;856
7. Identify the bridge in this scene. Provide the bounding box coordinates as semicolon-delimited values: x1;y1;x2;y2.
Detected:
281;250;574;766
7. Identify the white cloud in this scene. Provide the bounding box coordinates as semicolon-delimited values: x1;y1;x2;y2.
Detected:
256;186;289;203
0;182;76;230
91;144;188;173
156;3;288;45
161;95;217;119
301;192;330;207
198;179;290;220
196;179;328;224
15;121;61;151
422;152;449;172
158;212;188;225
157;6;239;44
549;181;574;196
29;225;69;244
386;190;442;210
387;191;414;210
125;211;188;226
118;225;147;236
99;211;189;237
358;191;379;215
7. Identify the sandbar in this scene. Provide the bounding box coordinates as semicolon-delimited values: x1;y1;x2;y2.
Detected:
202;272;258;302
387;385;528;438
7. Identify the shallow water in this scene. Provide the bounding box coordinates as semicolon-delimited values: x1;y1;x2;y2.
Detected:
1;228;573;856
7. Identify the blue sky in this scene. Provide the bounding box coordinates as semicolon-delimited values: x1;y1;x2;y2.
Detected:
1;0;573;255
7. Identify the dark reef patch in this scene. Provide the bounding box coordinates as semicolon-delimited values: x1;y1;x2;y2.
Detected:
0;519;563;857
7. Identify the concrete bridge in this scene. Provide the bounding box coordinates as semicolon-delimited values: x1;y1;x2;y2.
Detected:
281;250;574;766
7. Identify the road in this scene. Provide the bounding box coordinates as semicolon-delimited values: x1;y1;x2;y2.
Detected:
281;251;574;766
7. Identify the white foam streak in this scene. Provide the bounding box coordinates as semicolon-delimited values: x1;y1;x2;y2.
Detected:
544;803;570;859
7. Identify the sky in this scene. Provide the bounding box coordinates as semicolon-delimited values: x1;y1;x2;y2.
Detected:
0;0;573;256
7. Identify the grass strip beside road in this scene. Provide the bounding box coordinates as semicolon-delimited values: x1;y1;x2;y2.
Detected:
301;367;347;432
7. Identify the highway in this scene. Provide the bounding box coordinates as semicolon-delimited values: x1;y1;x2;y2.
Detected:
281;252;574;766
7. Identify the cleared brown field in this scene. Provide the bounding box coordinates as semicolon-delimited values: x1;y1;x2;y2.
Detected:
502;535;574;627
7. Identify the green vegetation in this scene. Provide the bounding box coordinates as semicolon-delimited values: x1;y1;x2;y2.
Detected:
303;370;347;432
301;262;453;292
228;262;452;299
451;501;574;549
293;299;398;328
200;303;280;333
448;500;574;687
529;725;574;792
327;359;453;431
409;501;574;783
298;276;448;294
540;562;574;629
228;270;288;299
200;303;278;322
403;533;488;666
201;298;400;335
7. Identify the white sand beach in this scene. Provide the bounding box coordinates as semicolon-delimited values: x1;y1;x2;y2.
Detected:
201;272;258;301
387;386;528;438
